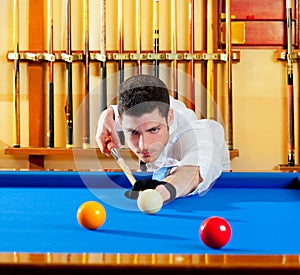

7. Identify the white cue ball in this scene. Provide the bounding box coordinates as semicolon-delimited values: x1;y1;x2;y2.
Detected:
137;189;163;214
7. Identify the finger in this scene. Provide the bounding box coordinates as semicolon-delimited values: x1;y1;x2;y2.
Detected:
110;130;121;149
124;190;139;200
96;135;105;153
95;108;117;154
102;136;112;156
105;136;116;151
102;136;115;157
95;125;108;154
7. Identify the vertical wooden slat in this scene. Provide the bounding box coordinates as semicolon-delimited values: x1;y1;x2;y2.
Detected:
13;0;20;148
28;0;44;168
225;0;233;150
207;0;215;119
28;0;44;148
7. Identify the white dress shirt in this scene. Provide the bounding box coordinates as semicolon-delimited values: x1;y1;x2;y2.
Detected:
111;97;230;196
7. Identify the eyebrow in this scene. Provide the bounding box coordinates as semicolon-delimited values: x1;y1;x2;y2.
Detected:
124;124;161;134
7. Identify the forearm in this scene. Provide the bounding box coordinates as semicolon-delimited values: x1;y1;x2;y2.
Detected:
95;107;120;155
156;166;202;201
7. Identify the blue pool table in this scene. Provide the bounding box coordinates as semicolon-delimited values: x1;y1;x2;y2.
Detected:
0;170;300;274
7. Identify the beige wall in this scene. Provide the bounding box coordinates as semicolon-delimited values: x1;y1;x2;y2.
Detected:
0;0;297;171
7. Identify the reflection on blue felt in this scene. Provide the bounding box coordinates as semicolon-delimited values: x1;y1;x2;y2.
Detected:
91;188;139;211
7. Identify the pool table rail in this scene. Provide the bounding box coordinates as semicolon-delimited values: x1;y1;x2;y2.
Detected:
0;170;300;189
0;252;299;274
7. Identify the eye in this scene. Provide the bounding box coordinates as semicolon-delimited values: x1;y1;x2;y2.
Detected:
129;130;139;136
149;127;160;133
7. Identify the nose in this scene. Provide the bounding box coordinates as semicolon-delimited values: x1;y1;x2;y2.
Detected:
138;134;150;151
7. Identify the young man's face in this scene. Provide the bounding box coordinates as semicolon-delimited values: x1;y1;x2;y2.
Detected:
120;108;174;163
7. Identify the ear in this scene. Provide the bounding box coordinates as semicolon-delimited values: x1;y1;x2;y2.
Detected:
168;108;174;126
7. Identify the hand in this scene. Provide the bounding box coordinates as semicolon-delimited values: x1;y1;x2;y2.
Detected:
124;179;165;199
95;108;121;156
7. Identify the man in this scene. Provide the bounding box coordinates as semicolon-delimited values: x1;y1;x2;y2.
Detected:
96;74;230;203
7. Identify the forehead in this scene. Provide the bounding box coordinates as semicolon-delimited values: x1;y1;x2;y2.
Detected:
121;109;166;129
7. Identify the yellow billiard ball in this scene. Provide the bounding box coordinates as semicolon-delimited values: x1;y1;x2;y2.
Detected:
77;201;106;230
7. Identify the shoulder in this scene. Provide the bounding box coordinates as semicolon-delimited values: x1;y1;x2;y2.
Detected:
169;97;198;121
195;119;226;137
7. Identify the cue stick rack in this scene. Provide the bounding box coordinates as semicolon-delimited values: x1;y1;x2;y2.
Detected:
4;0;244;169
276;0;300;171
219;0;300;170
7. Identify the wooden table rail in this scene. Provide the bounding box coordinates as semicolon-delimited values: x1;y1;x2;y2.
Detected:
4;147;239;170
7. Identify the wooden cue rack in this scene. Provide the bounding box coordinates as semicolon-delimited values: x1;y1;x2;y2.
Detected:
4;0;239;170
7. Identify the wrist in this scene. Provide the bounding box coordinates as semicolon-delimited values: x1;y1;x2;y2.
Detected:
162;182;177;204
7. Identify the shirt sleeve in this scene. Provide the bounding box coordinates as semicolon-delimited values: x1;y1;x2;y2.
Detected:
167;118;230;196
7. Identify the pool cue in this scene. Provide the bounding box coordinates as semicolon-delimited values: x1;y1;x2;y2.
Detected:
188;0;195;110
100;0;107;112
135;0;142;74
13;0;20;148
47;0;54;148
105;138;136;186
206;0;215;119
118;0;124;84
171;0;178;99
225;0;233;150
286;0;295;166
117;0;126;145
153;0;159;78
83;0;90;149
65;0;73;149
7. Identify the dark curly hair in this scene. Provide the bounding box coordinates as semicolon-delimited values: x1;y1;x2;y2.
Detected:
117;74;170;120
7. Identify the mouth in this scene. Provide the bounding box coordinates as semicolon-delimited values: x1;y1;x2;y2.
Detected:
141;152;151;158
137;151;152;159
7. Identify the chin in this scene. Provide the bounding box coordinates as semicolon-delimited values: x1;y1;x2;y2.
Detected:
139;157;152;164
140;155;159;164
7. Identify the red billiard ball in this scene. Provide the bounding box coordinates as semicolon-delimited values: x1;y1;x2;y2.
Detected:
200;216;232;249
77;201;106;230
